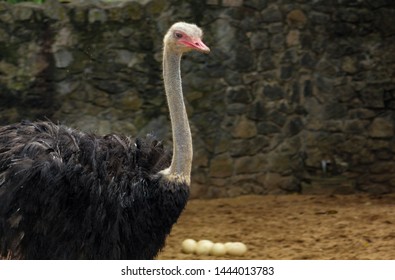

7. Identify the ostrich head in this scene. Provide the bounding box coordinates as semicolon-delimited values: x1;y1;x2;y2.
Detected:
164;22;210;54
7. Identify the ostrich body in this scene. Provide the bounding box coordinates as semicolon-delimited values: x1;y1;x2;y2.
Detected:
0;22;210;259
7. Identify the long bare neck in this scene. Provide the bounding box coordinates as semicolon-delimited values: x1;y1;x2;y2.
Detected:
161;45;192;184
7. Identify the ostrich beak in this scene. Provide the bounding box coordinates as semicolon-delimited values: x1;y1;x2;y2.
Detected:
180;38;210;53
192;38;210;53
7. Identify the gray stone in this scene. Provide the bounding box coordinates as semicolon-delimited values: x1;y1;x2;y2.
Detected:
310;11;330;24
344;120;368;134
366;0;391;9
278;136;302;157
91;80;130;94
12;5;33;21
368;118;394;138
338;135;367;154
0;6;13;23
354;148;375;165
286;30;300;46
360;89;384;108
264;85;285;100
375;149;393;160
281;48;298;64
324;80;343;101
312;0;336;12
235;45;254;71
261;7;282;22
323;120;344;132
54;49;73;68
88;9;107;23
0;27;8;42
119;27;135;37
373;9;395;37
107;1;143;21
114;50;134;65
368;139;390;151
206;187;228;199
286;9;307;28
244;0;268;10
280;65;294;80
324;103;348;119
316;59;338;76
269;110;287;127
334;9;360;23
189;183;208;199
210;154;233;178
232;117;257;138
115;92;142;111
267;22;283;33
259;173;300;193
331;22;355;36
212;132;232;154
286;116;304;136
56;80;80;95
266;151;294;173
270;34;285;51
258;50;276;70
349;108;376;119
257;122;281;134
227;185;251;197
247;100;266;121
44;0;68;21
243;72;261;84
303;176;356;195
300;52;316;68
369;162;395;174
230;136;269;157
209;177;229;188
122;1;144;21
223;69;243;86
227;103;248;115
303;80;313;97
358;184;391;195
341;56;357;74
249;31;269;50
291;82;300;103
226;85;252;104
240;14;260;31
234;154;267;174
337;84;357;102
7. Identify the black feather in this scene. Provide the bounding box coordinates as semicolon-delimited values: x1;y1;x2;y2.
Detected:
0;121;189;259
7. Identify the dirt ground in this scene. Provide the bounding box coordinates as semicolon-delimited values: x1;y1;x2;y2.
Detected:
157;194;395;260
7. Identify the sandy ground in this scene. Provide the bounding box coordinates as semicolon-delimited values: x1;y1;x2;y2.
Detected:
157;194;395;260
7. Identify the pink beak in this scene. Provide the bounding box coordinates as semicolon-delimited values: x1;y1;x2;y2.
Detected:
180;38;210;53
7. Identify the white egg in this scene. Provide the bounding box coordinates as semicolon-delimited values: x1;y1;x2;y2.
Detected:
181;239;197;254
225;242;247;256
195;240;214;255
224;242;234;250
210;242;227;257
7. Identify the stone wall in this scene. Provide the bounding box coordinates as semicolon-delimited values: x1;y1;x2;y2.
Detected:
1;0;395;197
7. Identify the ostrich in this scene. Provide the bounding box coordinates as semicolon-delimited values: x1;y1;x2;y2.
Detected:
0;22;210;259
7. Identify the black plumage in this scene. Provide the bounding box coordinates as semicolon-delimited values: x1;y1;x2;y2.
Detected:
0;120;189;259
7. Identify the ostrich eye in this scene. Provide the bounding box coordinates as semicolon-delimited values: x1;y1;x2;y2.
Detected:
175;32;183;39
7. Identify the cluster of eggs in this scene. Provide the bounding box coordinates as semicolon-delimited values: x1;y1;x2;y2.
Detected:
181;239;247;257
